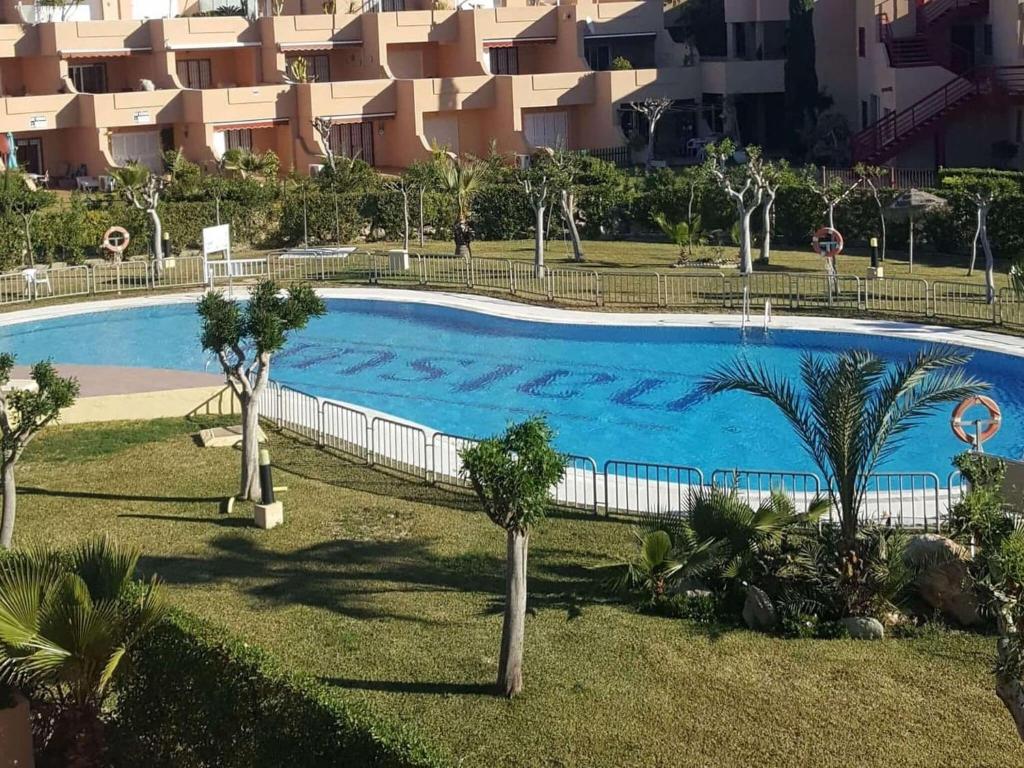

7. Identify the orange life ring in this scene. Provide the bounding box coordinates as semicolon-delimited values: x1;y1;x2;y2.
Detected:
811;227;844;257
951;395;1002;446
102;226;131;255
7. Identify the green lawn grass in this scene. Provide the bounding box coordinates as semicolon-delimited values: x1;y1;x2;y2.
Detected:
17;418;1024;767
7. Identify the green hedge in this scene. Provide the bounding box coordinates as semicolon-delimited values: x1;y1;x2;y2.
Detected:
111;611;447;768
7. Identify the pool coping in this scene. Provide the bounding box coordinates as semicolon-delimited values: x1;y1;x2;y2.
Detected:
5;287;1024;360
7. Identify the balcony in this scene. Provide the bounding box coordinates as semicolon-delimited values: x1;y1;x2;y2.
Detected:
700;58;785;93
510;71;593;108
0;93;78;132
724;0;790;23
413;75;495;112
153;17;262;52
79;89;182;128
38;21;152;57
182;84;293;127
299;80;397;121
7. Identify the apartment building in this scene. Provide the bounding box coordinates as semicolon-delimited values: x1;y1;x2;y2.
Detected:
0;0;803;183
824;0;1024;169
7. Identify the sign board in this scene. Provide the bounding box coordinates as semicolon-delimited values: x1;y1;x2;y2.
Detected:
203;224;230;257
132;110;151;125
29;116;48;129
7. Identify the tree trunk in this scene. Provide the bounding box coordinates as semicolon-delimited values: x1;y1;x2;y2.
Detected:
533;204;546;279
148;208;164;277
418;187;425;247
759;196;773;264
879;207;887;262
0;460;15;549
23;216;34;267
997;678;1024;743
561;190;584;263
454;219;471;258
498;528;529;697
827;204;835;231
982;211;995;304
739;205;755;275
402;190;410;253
239;395;260;502
969;204;981;276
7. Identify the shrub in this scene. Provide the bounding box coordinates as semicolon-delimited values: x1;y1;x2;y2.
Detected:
112;611;446;768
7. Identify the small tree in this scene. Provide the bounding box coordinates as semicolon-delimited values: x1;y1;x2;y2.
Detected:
751;157;787;265
629;97;673;169
653;212;700;265
855;164;890;263
384;173;412;253
518;162;550;278
0;355;79;549
705;139;762;274
808;171;861;230
109;162;166;273
536;146;586;263
460;418;565;697
943;175;1015;304
219;148;279;181
198;280;325;502
1;171;54;267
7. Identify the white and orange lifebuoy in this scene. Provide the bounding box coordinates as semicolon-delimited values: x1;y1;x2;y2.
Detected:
811;227;844;258
102;226;131;255
951;395;1002;446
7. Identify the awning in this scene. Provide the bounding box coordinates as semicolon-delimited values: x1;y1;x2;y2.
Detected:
582;31;657;40
61;47;152;58
278;41;361;52
213;119;288;132
483;36;557;48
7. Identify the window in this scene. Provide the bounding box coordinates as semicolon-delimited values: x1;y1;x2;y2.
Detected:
223;129;253;151
330;122;375;166
858;27;866;58
984;24;993;56
861;100;868;130
176;59;212;89
869;94;880;126
15;137;42;175
734;23;747;59
489;47;519;75
585;43;611;71
286;54;330;83
69;63;107;94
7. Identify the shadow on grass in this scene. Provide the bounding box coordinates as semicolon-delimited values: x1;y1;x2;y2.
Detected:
118;512;250;528
21;486;225;504
140;532;607;625
321;677;494;697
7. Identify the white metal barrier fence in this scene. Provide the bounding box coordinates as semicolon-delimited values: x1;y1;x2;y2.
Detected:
9;254;1024;332
257;381;959;527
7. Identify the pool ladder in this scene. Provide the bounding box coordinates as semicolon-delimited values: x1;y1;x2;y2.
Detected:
739;288;772;334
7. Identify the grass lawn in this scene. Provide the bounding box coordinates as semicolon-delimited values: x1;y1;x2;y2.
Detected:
360;238;1012;286
16;417;1024;767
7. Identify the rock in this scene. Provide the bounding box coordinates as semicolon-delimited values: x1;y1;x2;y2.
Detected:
370;227;386;241
904;534;981;626
198;424;267;448
742;585;776;631
841;617;885;640
683;589;714;600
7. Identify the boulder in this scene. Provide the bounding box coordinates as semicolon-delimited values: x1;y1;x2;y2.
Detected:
841;616;885;640
903;534;981;627
742;585;776;631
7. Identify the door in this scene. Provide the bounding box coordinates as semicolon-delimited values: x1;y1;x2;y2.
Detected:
523;111;568;150
111;131;162;172
15;138;43;175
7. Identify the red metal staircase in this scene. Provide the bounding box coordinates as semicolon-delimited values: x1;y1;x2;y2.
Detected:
852;0;995;163
852;68;1024;164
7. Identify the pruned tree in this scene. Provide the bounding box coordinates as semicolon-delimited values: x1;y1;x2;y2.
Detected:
384;174;412;253
459;418;566;697
519;162;550;278
751;156;787;265
943;175;1015;304
312;116;338;171
809;171;861;230
680;164;708;260
855;164;890;263
0;355;79;549
1;171;54;267
629;97;673;169
433;149;481;258
705;139;762;274
197;280;325;502
108;162;167;274
535;145;586;263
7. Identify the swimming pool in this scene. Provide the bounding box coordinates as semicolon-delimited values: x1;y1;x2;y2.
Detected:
5;295;1023;474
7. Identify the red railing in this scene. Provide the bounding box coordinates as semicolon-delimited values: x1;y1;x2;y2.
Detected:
916;0;988;30
851;67;1024;162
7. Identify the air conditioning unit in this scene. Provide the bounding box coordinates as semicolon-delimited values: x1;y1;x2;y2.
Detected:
308;164;325;176
514;153;531;170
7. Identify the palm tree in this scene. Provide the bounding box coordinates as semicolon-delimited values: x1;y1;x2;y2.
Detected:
698;347;986;546
219;148;279;181
433;149;481;257
653;212;701;264
609;520;722;600
0;537;166;767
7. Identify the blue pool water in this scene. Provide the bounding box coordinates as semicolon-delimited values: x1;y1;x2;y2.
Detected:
4;298;1024;474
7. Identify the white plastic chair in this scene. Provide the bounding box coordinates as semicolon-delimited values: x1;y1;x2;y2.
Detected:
21;268;51;297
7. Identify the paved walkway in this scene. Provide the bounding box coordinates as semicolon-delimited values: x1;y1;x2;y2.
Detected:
11;364;224;397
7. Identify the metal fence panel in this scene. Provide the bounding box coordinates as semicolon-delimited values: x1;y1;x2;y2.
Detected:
431;432;478;487
153;257;207;290
863;277;928;316
278;385;321;442
91;261;150;294
603;460;704;516
854;472;943;530
320;400;369;460
660;273;726;308
556;455;599;512
208;258;269;285
368;252;419;285
469;258;513;293
710;468;823;513
0;271;31;306
547;268;599;305
999;288;1024;329
741;273;794;308
419;255;472;288
370;416;429;479
792;274;862;310
598;271;661;306
40;266;90;300
932;281;995;324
